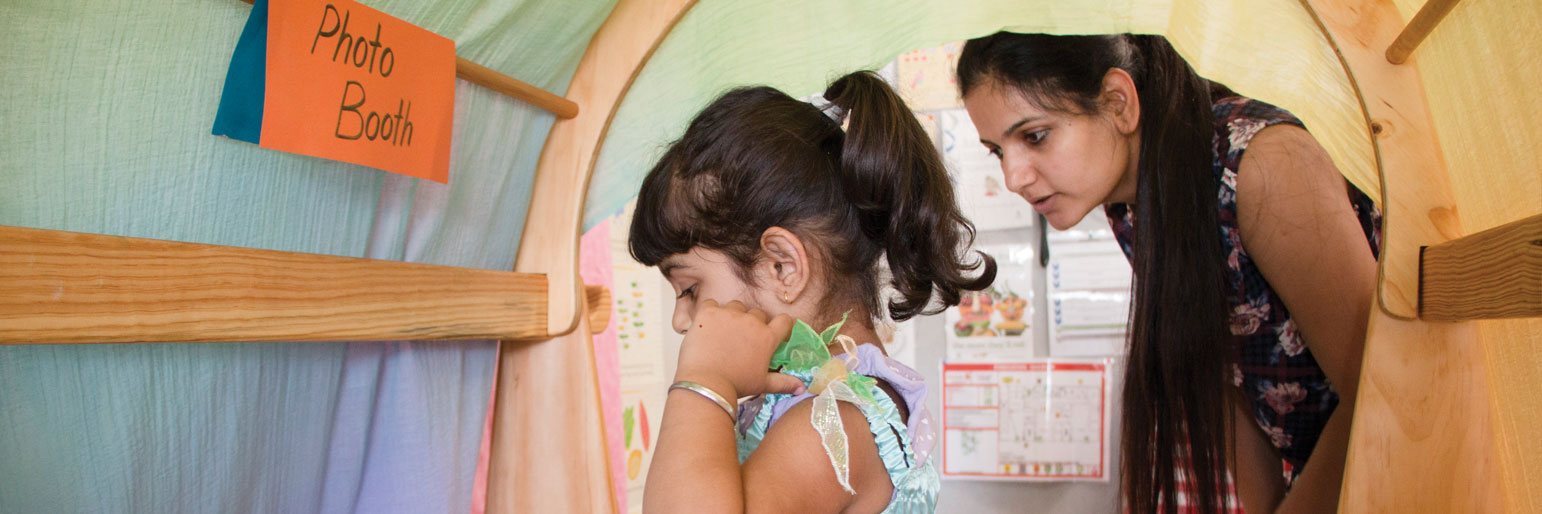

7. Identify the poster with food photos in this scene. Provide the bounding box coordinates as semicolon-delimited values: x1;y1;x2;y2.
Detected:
945;244;1035;361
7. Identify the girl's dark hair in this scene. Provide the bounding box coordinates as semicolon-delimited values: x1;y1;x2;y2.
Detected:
959;33;1233;513
628;71;995;323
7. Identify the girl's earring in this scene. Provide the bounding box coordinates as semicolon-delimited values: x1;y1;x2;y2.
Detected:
782;291;791;303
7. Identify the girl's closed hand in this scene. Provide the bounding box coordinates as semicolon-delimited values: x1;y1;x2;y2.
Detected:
674;300;805;401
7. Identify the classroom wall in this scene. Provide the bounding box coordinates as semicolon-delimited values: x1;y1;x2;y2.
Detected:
653;219;1127;514
925;225;1125;514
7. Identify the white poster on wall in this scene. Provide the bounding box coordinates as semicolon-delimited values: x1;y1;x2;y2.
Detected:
1046;236;1132;357
879;318;919;370
940;109;1036;231
941;360;1112;481
945;243;1035;361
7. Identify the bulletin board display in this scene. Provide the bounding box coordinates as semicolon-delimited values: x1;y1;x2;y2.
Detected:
940;360;1111;481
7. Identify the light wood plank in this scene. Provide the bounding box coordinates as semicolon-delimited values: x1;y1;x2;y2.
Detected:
487;291;616;514
1338;312;1503;513
1421;214;1542;321
0;225;547;344
1300;1;1508;512
587;284;612;335
489;1;696;513
1301;0;1461;319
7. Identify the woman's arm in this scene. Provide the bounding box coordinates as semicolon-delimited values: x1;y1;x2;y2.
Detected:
1234;124;1378;514
642;301;891;514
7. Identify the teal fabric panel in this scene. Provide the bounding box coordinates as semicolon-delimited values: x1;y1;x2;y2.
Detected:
0;0;617;512
210;0;267;144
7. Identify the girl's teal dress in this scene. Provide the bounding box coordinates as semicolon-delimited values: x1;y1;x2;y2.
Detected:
734;342;939;513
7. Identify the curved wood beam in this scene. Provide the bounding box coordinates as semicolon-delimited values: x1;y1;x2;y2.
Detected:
1299;1;1504;512
1299;0;1462;320
489;1;697;513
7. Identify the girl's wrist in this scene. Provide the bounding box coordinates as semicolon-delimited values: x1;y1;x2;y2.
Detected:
671;370;739;404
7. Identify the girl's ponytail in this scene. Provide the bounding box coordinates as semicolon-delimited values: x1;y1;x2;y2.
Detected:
823;71;996;321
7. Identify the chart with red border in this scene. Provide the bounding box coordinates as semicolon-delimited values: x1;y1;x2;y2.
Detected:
941;360;1111;481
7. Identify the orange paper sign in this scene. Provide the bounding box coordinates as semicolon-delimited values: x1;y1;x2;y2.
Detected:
262;0;454;183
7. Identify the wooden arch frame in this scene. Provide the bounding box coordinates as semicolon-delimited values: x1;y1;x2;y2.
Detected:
485;1;697;512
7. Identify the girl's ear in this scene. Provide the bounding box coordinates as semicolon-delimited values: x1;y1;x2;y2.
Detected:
1101;68;1141;135
757;227;812;304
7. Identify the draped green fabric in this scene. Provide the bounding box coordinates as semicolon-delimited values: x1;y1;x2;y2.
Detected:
0;0;615;512
585;0;1376;230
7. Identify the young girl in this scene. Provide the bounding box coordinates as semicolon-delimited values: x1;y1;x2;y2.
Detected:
955;33;1379;513
631;71;995;514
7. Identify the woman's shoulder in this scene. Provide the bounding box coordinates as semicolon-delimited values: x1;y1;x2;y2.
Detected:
1213;95;1307;160
1212;95;1304;130
1212;95;1317;186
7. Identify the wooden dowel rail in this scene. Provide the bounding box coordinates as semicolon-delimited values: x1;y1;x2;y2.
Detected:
232;0;578;118
456;57;579;119
1420;213;1542;321
1386;0;1461;65
0;225;550;344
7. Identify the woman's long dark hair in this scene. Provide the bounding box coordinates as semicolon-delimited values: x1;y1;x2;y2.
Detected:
959;33;1234;513
628;71;995;324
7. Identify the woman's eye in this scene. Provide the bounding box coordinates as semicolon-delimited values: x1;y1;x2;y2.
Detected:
986;147;1002;159
1025;129;1049;145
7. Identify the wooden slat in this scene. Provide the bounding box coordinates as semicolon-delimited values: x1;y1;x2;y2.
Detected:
487;291;615;514
232;0;577;119
1421;213;1542;321
511;0;697;338
1386;0;1461;65
0;225;547;344
1338;313;1503;512
488;1;696;513
1300;0;1461;319
586;284;612;335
